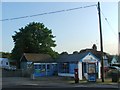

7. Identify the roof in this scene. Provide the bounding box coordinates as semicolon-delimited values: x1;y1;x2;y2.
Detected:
57;52;92;62
20;53;55;63
80;49;108;59
0;58;9;61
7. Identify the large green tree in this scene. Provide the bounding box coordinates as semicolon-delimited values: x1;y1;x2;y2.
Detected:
0;52;11;58
11;22;58;68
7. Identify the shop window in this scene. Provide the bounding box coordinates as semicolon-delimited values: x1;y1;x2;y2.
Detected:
61;63;69;73
43;65;45;68
88;63;96;73
41;64;46;72
38;65;41;69
34;65;38;69
47;64;50;69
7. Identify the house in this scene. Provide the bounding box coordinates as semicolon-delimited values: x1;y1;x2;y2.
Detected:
0;58;10;69
20;53;57;77
111;56;118;64
57;52;101;80
110;56;120;67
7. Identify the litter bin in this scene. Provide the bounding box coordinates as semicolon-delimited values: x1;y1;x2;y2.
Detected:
112;72;119;82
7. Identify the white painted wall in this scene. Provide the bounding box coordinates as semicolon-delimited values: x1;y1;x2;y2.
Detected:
78;62;82;80
98;62;101;79
58;73;74;77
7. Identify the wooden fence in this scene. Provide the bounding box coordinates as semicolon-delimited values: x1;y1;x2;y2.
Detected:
2;69;22;77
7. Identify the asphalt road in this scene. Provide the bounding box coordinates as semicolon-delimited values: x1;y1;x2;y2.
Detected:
1;86;119;90
1;77;120;90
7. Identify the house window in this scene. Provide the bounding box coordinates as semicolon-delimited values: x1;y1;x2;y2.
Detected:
6;62;8;65
104;60;108;67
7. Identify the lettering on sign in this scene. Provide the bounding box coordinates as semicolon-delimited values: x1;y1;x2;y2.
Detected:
83;59;97;63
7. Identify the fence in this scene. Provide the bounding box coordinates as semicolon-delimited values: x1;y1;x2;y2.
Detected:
2;69;22;77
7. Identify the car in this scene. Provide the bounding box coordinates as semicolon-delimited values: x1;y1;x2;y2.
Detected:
10;66;16;71
108;66;120;71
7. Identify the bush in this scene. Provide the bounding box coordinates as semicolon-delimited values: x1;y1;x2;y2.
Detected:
107;69;120;78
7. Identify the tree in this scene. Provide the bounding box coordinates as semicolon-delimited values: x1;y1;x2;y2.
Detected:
11;22;58;68
0;52;11;58
60;52;68;55
92;44;97;51
73;51;79;54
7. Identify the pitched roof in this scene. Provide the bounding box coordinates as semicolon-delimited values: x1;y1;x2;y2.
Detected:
57;52;90;62
20;53;55;63
80;49;108;59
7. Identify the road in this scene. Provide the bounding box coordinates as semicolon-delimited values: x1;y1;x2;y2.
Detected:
1;86;119;90
1;77;120;90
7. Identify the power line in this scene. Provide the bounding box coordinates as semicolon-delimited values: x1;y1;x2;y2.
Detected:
100;10;118;39
0;4;97;21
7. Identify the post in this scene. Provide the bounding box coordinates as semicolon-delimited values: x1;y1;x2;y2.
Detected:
97;2;104;82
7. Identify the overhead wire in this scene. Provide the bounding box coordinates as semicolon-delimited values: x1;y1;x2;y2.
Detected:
100;9;118;39
1;3;117;40
0;4;97;21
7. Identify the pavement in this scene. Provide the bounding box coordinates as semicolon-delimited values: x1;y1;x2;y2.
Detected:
1;76;120;89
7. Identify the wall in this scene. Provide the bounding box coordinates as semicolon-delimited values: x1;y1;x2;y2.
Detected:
78;62;82;80
2;69;22;77
69;63;77;74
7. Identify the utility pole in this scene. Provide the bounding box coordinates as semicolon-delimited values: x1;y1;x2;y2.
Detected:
97;2;104;82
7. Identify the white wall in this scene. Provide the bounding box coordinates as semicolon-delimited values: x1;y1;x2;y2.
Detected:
98;62;101;79
58;73;74;77
78;62;82;80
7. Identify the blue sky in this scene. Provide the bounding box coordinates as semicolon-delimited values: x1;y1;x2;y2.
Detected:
1;2;118;55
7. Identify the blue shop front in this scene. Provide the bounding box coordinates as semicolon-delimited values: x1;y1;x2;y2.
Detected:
33;63;57;77
20;53;57;77
57;52;101;80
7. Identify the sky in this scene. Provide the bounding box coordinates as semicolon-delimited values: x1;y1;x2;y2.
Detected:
118;2;120;55
1;1;118;55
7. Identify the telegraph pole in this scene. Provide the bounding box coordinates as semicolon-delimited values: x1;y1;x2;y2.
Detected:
98;2;104;82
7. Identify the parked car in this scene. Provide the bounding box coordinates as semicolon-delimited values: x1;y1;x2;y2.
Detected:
108;66;120;71
4;66;16;71
10;66;16;71
3;66;11;70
